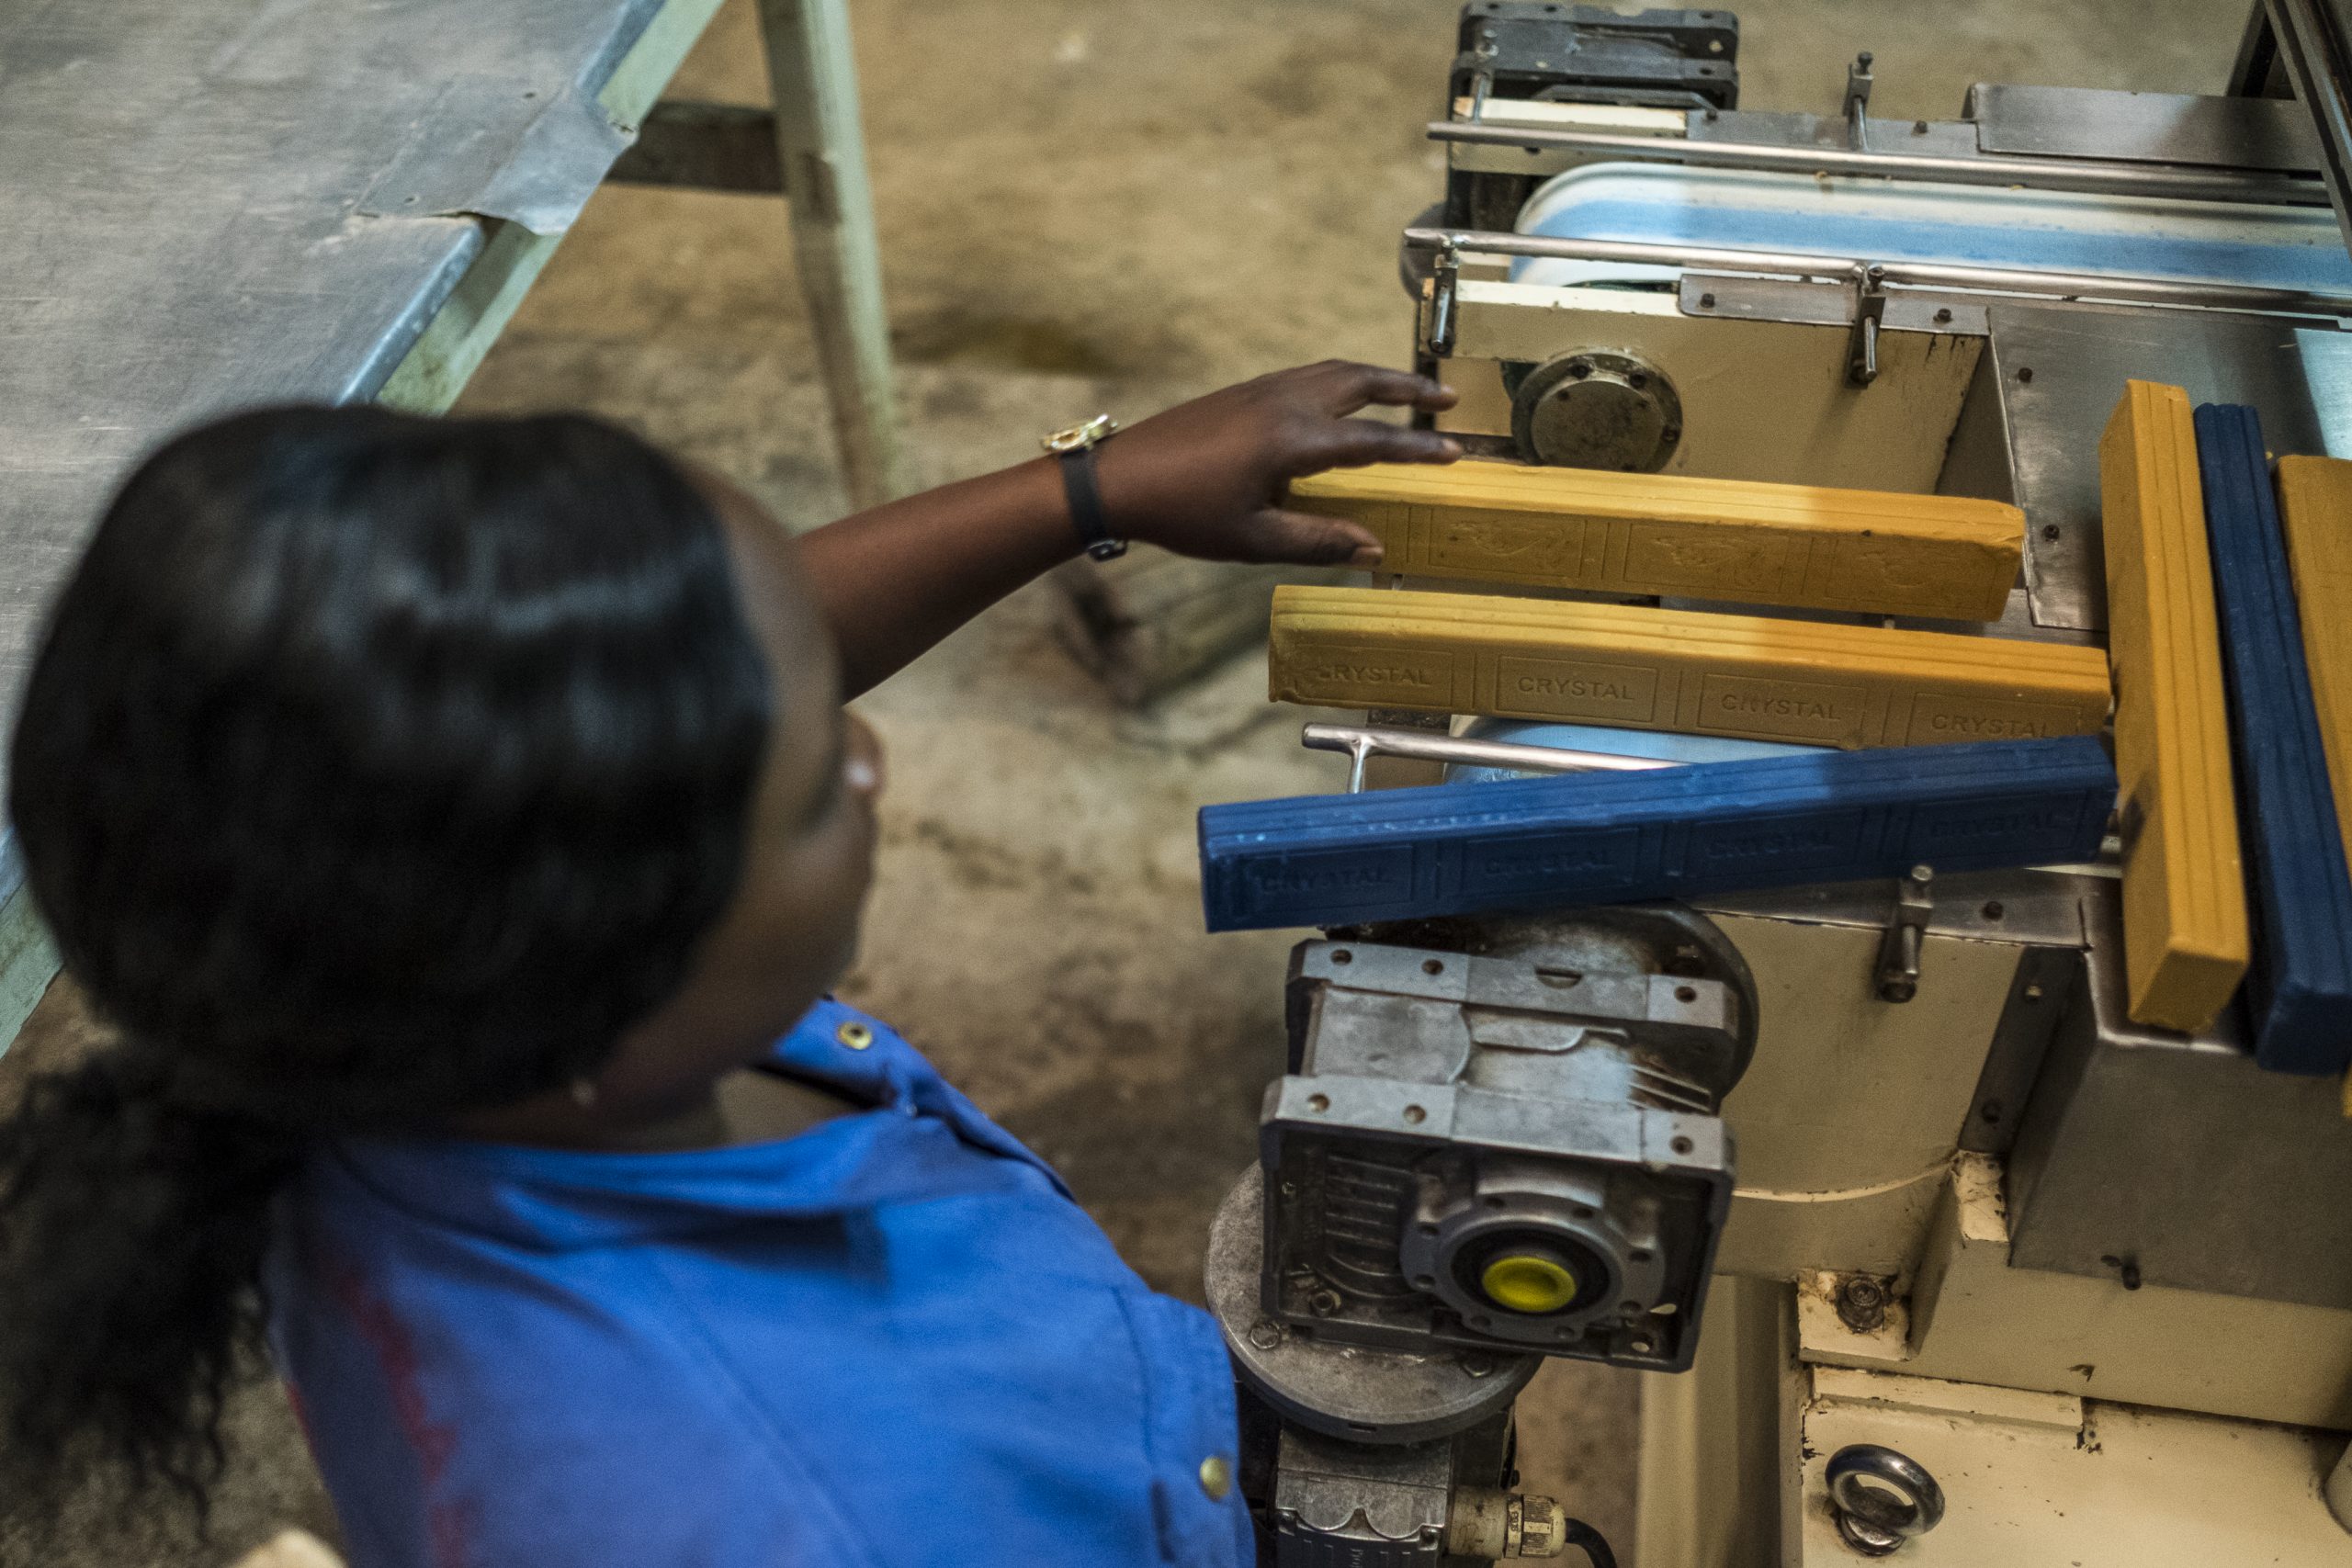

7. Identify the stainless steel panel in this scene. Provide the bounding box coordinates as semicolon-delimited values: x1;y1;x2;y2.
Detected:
1695;866;2094;952
2267;0;2352;256
2006;892;2352;1309
0;0;673;829
1678;275;1988;336
1956;944;2081;1156
1689;109;2007;162
1992;304;2352;631
1971;85;2323;173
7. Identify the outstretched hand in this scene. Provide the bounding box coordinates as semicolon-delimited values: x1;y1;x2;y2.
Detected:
1092;360;1461;568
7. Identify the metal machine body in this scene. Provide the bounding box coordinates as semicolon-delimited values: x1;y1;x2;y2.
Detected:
1213;907;1755;1564
1223;6;2352;1562
1261;913;1751;1371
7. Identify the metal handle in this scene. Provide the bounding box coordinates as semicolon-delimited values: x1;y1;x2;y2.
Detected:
1301;723;1677;794
1826;1444;1946;1556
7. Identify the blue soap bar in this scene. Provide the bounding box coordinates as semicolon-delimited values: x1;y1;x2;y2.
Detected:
1199;737;2116;932
2194;404;2352;1074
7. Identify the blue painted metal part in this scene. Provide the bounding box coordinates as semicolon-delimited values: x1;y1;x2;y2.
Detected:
1513;164;2352;293
1199;737;2116;933
2193;404;2352;1074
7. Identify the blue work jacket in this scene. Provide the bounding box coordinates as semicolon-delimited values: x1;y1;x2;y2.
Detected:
266;999;1252;1568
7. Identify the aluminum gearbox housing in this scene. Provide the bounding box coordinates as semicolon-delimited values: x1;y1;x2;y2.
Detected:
1254;906;1756;1372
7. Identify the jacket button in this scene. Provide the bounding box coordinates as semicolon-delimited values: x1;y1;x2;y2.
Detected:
836;1021;874;1050
1197;1454;1233;1501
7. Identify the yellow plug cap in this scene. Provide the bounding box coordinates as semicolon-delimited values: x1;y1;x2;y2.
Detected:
1480;1253;1578;1314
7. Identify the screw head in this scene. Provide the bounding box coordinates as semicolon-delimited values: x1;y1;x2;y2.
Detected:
1698;291;1716;309
1308;1288;1343;1316
1247;1317;1285;1351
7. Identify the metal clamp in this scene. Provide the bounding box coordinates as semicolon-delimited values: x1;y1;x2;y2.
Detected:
1873;864;1934;1003
1302;723;1675;795
1843;51;1874;151
1846;264;1886;387
1826;1444;1945;1556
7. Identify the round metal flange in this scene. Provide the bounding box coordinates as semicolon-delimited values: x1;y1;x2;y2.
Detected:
1205;1166;1540;1445
1826;1443;1946;1556
1510;349;1683;472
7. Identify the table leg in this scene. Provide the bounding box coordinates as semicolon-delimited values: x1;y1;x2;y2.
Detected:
756;0;909;509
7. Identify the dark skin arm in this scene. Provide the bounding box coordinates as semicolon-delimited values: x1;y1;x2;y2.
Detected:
467;361;1460;1152
790;360;1460;697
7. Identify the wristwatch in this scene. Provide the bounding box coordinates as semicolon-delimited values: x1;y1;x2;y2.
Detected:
1042;413;1127;561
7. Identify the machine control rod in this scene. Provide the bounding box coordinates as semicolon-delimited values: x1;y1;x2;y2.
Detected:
1401;224;2352;321
1427;118;2328;207
1302;722;1675;794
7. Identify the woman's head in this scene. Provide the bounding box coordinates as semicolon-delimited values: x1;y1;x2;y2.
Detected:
13;405;875;1122
0;405;878;1521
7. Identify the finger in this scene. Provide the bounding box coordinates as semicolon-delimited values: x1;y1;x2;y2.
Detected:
1306;362;1459;417
1295;418;1464;474
1234;508;1386;569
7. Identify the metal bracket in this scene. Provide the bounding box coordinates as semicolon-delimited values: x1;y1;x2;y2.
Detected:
1846;264;1887;386
1843;51;1875;151
1873;864;1935;1002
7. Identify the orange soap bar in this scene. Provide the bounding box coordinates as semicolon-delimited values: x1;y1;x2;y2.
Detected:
1267;583;2111;750
2098;380;2248;1033
1288;460;2022;620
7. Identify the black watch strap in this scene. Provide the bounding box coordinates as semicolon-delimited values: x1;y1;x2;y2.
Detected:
1056;445;1128;561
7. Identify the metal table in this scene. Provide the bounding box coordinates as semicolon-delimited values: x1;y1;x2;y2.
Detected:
0;0;905;1050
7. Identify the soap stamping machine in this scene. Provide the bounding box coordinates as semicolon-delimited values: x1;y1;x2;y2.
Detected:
1199;6;2352;1565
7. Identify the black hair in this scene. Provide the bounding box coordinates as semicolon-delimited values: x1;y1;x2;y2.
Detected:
0;407;773;1525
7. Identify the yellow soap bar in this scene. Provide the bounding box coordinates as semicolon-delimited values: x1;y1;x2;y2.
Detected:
2276;457;2352;875
1288;461;2023;621
2098;380;2248;1033
1267;584;2110;749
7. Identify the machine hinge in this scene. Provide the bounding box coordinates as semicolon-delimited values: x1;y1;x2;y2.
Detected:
1847;263;1887;387
1429;243;1463;357
1873;863;1934;1002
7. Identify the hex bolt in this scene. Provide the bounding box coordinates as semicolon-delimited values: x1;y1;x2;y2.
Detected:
1835;1274;1891;1334
1247;1317;1285;1351
1307;1287;1343;1316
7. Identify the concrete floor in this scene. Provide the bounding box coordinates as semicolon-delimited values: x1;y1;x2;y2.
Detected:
6;0;2249;1561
